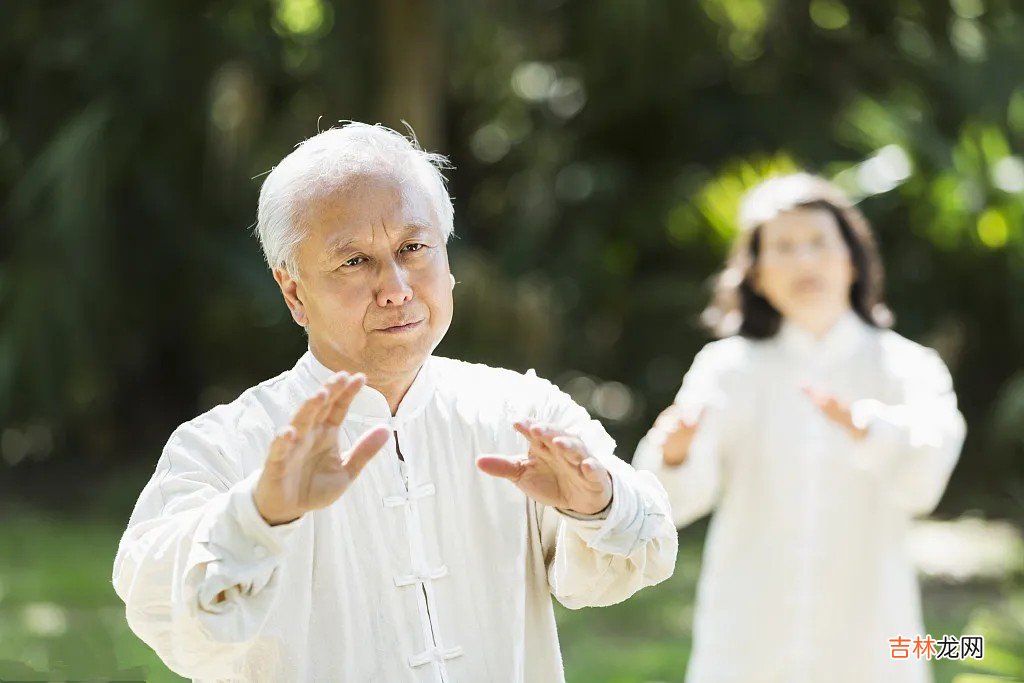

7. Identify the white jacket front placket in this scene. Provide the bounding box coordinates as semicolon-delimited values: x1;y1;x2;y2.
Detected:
378;416;462;681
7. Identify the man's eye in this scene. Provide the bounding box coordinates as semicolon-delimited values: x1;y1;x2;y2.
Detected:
401;243;425;253
341;256;366;268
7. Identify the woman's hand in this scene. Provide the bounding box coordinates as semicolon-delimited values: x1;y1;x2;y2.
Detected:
801;384;868;440
650;404;704;467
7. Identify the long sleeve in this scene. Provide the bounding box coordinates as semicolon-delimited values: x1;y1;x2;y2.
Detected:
631;343;731;528
850;344;967;517
111;418;303;680
530;379;678;610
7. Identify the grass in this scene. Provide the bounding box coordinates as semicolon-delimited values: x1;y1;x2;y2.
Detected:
0;510;1019;682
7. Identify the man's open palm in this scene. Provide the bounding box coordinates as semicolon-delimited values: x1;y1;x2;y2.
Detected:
476;421;613;516
254;372;390;525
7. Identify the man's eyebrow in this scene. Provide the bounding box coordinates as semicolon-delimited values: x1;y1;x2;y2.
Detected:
326;237;360;256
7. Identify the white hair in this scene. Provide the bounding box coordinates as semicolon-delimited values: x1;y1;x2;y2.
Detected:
256;122;454;277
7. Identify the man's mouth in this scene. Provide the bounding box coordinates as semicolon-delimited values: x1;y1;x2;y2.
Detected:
377;319;425;334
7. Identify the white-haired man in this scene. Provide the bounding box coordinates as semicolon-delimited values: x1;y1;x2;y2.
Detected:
113;123;677;682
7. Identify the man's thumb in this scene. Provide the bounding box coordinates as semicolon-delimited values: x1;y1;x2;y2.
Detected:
342;426;390;478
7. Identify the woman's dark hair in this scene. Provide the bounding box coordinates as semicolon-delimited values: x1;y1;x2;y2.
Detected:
701;173;893;339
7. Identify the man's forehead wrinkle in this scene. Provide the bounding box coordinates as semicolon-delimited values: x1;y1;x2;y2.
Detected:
303;167;439;261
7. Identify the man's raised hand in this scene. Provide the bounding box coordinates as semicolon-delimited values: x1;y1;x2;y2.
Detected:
476;420;612;516
254;372;390;525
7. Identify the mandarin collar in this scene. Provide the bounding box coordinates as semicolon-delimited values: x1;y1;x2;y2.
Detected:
776;309;871;361
297;349;436;424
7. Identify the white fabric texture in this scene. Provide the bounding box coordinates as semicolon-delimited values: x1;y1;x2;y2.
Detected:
113;351;677;682
633;311;966;683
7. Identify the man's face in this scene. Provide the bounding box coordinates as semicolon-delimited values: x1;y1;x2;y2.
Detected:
754;207;855;325
274;169;454;385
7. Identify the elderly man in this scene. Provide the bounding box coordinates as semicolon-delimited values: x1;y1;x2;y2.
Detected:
113;122;677;682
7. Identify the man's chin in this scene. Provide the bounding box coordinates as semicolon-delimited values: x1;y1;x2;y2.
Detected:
366;337;434;372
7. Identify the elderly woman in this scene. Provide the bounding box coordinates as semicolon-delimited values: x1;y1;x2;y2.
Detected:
113;123;677;682
633;173;965;683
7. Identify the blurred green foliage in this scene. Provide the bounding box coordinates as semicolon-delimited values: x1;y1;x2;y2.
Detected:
1;0;1022;520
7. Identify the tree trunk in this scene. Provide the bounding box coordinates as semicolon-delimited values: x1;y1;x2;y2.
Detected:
378;0;444;151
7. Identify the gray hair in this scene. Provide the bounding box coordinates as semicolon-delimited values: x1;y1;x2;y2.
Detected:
256;122;454;277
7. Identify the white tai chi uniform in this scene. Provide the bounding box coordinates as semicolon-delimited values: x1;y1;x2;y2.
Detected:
114;351;677;682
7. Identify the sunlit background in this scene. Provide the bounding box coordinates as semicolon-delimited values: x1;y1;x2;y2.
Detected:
1;0;1022;680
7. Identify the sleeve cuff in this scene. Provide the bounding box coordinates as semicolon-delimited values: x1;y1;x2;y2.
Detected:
192;470;305;612
555;478;613;523
557;471;646;555
225;469;304;559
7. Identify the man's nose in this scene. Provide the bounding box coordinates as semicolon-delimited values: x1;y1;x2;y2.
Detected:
376;260;413;307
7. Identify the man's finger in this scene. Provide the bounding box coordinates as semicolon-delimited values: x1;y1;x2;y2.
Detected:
341;425;390;480
551;435;586;466
513;420;553;458
526;423;564;451
512;420;536;442
292;389;330;436
579;456;610;485
313;374;349;426
325;373;365;427
476;454;527;481
267;426;298;468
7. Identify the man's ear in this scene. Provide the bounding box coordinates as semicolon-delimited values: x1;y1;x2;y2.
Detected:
273;267;307;327
449;272;456;289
